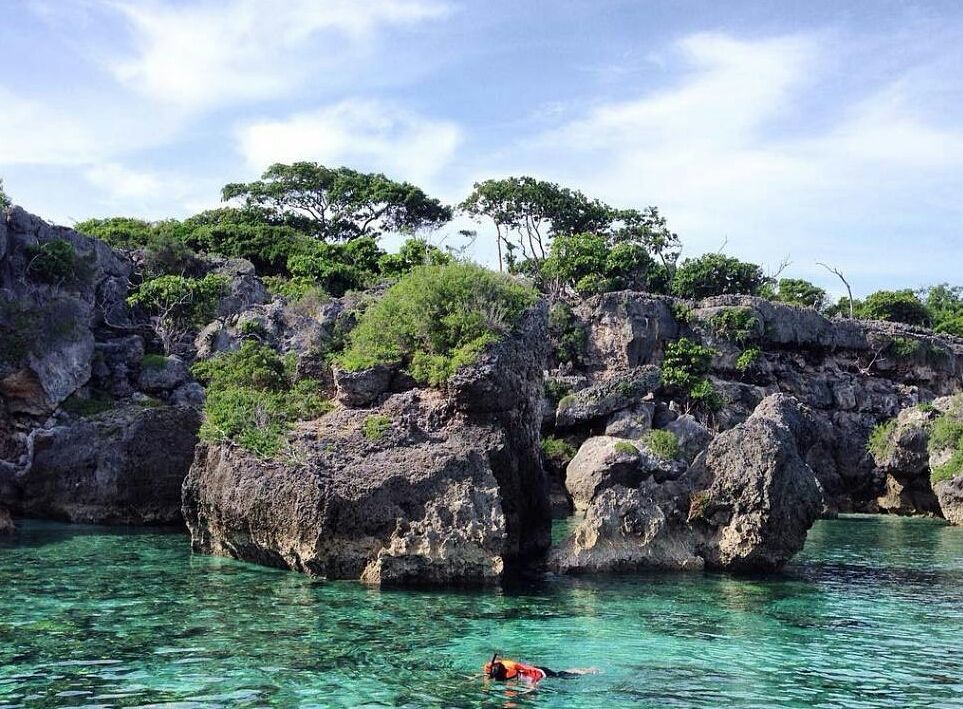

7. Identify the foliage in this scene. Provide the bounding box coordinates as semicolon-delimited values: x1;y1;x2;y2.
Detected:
643;429;681;460
75;217;155;248
222;162;452;241
661;338;722;412
460;176;612;269
378;238;451;277
362;414;392;442
543;379;572;404
929;416;963;453
540;436;577;465
0;178;9;209
888;337;921;358
688;490;712;522
614;441;639;455
76;217;197;276
868;419;897;461
706;307;760;344
856;289;930;327
62;389;114;417
127;274;227;354
192;342;332;458
548;302;587;365
609;206;681;275
735;346;762;372
932;450;963;484
768;278;827;310
336;263;538;385
541;232;657;295
141;353;169;370
671;253;767;300
25;240;80;284
922;284;963;337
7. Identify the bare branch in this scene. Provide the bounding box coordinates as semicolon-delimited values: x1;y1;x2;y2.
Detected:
817;261;854;319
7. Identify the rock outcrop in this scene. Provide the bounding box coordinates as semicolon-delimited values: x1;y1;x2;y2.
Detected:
551;394;823;573
0;505;14;535
183;305;551;584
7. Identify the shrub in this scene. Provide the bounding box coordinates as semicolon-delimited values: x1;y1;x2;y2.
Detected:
62;389;114;417
192;342;332;457
768;278;827;310
671;253;767;299
75;217;155;248
127;273;227;354
932;450;963;484
735;347;761;372
362;414;392;441
644;429;681;460
614;440;638;455
378;238;451;277
706;307;760;344
868;419;897;461
540;436;577;465
888;336;921;358
929;416;963;453
857;290;930;327
336;263;538;385
661;338;721;411
543;379;572;403
141;353;168;370
541;232;657;295
25;240;79;284
549;302;586;365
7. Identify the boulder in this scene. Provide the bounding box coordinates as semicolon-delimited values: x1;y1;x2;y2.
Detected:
15;404;201;524
934;476;963;526
183;304;552;585
334;364;397;408
665;414;713;463
170;382;206;409
870;405;942;516
552;394;823;573
565;436;663;510
604;403;654;439
137;355;190;395
555;366;661;428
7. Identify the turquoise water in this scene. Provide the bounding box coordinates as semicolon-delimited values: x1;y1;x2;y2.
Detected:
2;516;963;708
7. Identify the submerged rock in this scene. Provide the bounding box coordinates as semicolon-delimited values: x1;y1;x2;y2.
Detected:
552;394;823;573
183;305;552;585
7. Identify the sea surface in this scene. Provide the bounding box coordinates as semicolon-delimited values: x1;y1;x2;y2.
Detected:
2;515;962;708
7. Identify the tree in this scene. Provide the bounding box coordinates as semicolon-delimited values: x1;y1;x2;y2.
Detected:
0;178;10;209
222;162;452;241
671;253;767;300
817;262;854;319
460;176;611;271
610;206;681;275
857;289;931;327
922;284;963;336
378;237;451;278
541;232;657;296
127;274;227;354
769;278;827;310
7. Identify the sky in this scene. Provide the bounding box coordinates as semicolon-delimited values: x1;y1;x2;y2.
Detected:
2;0;963;296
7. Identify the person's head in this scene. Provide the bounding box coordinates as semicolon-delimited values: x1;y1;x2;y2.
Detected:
488;661;508;681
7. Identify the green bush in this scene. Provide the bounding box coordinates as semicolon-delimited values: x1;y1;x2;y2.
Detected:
614;440;639;455
192;342;332;457
671;253;767;299
25;240;79;284
661;338;722;411
336;263;537;385
543;379;572;403
549;302;586;365
643;429;680;460
706;307;760;344
62;389;114;417
929;416;963;453
378;238;451;277
127;273;228;340
868;419;897;460
888;337;922;358
767;278;827;310
857;290;930;327
540;436;577;465
362;414;392;441
735;347;761;372
141;353;168;370
541;232;657;295
932;450;963;484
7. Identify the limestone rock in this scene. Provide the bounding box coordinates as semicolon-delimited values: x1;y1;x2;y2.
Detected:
934;476;963;526
137;355;190;395
555;366;661;428
604;403;654;439
334;365;397;408
565;436;662;511
665;414;713;463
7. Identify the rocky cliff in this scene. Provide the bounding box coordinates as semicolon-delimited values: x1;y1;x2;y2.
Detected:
182;305;552;584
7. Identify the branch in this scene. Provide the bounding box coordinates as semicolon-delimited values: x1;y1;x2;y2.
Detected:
817;261;854;319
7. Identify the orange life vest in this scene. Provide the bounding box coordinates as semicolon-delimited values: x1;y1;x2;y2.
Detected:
484;659;547;683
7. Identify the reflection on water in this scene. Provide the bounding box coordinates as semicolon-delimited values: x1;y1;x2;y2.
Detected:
2;514;963;707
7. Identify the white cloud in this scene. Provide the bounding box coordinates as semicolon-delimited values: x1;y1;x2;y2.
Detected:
84;163;163;199
111;0;450;108
512;32;963;290
236;99;461;186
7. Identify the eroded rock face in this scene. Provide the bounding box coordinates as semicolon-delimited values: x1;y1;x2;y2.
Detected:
934;477;963;525
552;394;823;573
871;406;942;516
565;436;671;511
183;305;551;585
555;366;660;428
15;404;200;524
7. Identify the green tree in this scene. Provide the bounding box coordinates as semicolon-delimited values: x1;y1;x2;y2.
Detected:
0;178;10;209
671;253;767;300
222;162;452;241
769;277;827;310
857;289;930;327
127;274;227;354
541;232;657;296
922;284;963;336
378;237;451;277
460;176;611;270
610;206;681;275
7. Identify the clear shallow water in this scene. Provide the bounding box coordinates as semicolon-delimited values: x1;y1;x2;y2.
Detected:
2;516;963;708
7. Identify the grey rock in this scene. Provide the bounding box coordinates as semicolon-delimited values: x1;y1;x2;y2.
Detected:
934;477;963;526
604;403;654;439
137;355;190;395
556;366;661;428
170;382;206;409
565;436;661;510
333;365;397;408
665;415;713;463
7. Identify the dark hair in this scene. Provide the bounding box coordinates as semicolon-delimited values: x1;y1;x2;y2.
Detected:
489;662;508;681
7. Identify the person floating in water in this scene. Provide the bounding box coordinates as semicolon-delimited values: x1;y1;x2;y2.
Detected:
483;653;597;685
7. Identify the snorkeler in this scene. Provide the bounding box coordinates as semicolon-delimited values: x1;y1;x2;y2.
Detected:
483;653;598;685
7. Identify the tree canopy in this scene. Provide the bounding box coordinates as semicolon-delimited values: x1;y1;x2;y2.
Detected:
0;179;10;210
222;162;452;241
671;253;768;300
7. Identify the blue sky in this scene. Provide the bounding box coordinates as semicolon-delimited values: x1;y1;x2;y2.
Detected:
2;0;962;296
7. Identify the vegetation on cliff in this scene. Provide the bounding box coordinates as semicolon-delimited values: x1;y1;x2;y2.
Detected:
337;263;538;385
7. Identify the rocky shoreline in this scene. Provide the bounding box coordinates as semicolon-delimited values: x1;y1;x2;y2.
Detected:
2;207;962;582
